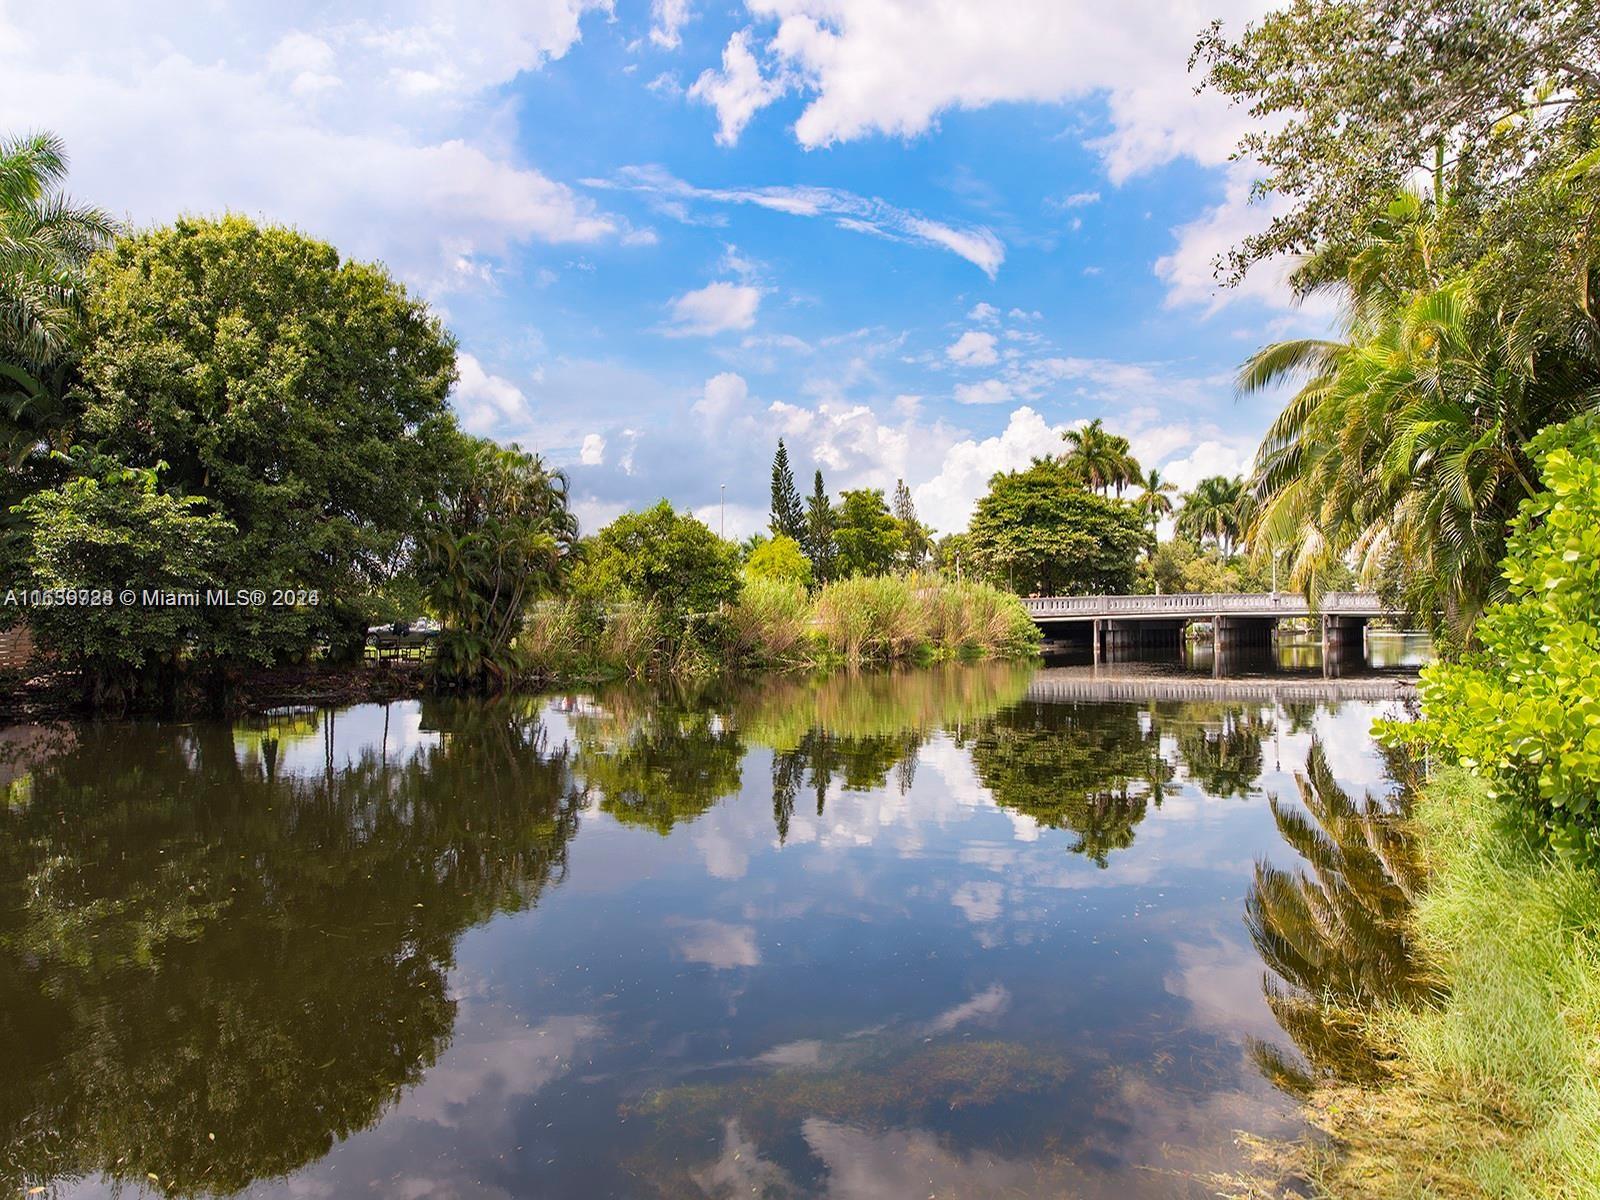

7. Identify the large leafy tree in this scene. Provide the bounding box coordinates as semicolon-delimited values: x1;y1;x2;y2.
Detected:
768;439;805;541
419;438;577;689
1193;0;1600;301
73;215;461;658
577;500;742;638
832;487;904;578
965;458;1147;594
1134;467;1178;528
892;477;933;569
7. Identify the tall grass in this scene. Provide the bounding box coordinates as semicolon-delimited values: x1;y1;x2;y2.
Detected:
522;573;1041;680
1274;768;1600;1200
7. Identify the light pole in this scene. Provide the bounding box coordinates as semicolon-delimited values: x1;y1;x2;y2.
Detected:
720;484;726;539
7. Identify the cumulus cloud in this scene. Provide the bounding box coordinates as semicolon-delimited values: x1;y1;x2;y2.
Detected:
665;281;763;335
649;0;694;49
593;164;1005;276
579;432;606;465
689;28;785;145
953;378;1012;406
912;405;1067;532
0;1;625;293
718;0;1267;181
946;330;999;367
967;301;1000;323
453;353;531;432
693;371;752;419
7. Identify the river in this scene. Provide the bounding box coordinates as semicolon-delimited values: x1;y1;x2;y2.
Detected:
0;643;1425;1198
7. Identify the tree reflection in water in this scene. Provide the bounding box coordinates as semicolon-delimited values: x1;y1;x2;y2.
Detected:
0;700;584;1197
1245;743;1436;1096
966;700;1175;867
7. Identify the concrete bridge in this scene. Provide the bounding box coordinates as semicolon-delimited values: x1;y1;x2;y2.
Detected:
1022;591;1398;665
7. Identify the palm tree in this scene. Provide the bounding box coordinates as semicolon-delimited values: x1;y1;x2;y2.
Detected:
1241;189;1599;635
1133;467;1177;527
1175;475;1245;557
1062;418;1142;496
2;131;115;465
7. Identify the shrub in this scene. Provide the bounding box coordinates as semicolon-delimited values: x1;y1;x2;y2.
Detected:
745;535;812;588
813;575;925;664
1391;415;1600;855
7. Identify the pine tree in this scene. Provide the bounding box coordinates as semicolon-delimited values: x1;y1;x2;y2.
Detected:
804;469;836;582
769;440;805;541
892;478;932;570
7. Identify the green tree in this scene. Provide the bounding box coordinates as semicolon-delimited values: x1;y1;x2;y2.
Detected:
419;438;577;689
577;500;742;647
9;459;235;708
1133;467;1177;528
1193;0;1600;301
1;132;115;556
74;215;461;660
832;488;905;578
768;439;805;541
1176;475;1246;558
1242;198;1598;631
1;131;114;386
804;468;837;582
892;477;933;569
965;458;1147;594
1061;418;1141;497
745;533;812;588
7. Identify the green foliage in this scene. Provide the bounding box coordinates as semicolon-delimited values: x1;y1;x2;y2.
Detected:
964;458;1146;594
575;500;743;656
10;460;236;707
892;477;933;569
744;533;812;588
810;574;1040;667
419;437;576;690
803;469;837;581
76;215;461;657
832;487;904;578
1061;418;1142;496
1194;0;1600;298
1394;417;1600;854
1175;475;1246;557
723;575;813;665
768;439;805;541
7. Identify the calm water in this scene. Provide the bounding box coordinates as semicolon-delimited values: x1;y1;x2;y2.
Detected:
0;657;1420;1199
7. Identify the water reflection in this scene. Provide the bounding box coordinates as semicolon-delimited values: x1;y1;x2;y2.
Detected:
1244;744;1434;1096
0;701;583;1196
0;665;1418;1198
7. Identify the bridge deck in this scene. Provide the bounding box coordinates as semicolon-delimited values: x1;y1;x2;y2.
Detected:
1023;590;1390;621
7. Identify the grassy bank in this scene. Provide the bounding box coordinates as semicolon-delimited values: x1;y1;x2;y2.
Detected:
523;573;1041;681
1261;768;1600;1200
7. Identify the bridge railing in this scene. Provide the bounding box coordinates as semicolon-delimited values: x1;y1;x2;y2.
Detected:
1022;590;1388;618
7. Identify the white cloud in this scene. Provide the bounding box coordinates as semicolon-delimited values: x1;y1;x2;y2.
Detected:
595;164;1005;276
967;301;1000;324
946;330;999;367
668;918;761;968
1054;189;1101;208
1159;437;1254;490
453;353;531;432
694;371;751;420
953;378;1012;406
689;28;785;146
912;405;1066;532
579;432;606;465
649;0;694;49
0;2;625;294
666;281;763;335
728;0;1267;180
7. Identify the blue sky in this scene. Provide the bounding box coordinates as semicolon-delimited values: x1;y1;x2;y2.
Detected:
2;0;1327;538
